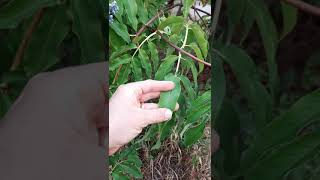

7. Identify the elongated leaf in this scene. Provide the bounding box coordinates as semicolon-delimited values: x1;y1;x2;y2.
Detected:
122;0;138;30
241;90;320;171
131;57;143;81
110;44;136;60
186;91;211;124
280;1;298;40
247;0;279;95
0;0;56;29
147;41;159;73
136;0;148;24
72;0;105;63
109;20;130;43
183;119;207;147
212;57;226;123
188;42;204;73
138;49;152;79
158;16;184;30
117;64;131;85
155;55;178;80
23;6;68;76
110;56;131;71
190;24;208;58
183;0;195;18
179;75;196;100
219;44;272;131
158;74;181;111
245;132;320;180
183;57;198;88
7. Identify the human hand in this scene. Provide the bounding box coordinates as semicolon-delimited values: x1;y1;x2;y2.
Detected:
109;80;179;155
0;62;107;180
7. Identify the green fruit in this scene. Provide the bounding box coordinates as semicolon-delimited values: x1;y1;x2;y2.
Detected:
158;73;181;111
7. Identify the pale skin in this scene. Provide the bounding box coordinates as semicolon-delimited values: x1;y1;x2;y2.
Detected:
0;62;178;179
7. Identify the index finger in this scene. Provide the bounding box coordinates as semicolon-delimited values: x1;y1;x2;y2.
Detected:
128;79;175;94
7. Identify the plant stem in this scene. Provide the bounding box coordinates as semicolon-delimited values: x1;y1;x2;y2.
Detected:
132;31;157;59
175;25;189;76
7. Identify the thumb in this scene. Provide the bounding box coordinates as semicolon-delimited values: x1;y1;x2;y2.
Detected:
139;108;173;125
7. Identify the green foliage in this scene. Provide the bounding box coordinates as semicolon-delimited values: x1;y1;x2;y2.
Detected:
109;0;211;178
0;0;106;119
213;1;320;180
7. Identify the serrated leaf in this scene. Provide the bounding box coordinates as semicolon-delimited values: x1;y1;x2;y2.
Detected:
155;55;178;80
190;24;208;58
241;90;320;171
138;49;152;79
109;20;131;43
245;132;320;180
110;44;137;60
158;74;181;111
186;91;211;124
136;0;148;24
280;1;298;40
183;119;206;147
183;0;195;18
72;0;105;63
23;6;68;76
110;56;131;71
122;0;138;31
183;57;198;88
179;75;196;100
188;42;204;73
131;57;143;81
0;0;57;29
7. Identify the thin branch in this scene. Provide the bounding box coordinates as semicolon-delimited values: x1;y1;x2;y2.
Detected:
282;0;320;16
211;0;222;40
10;8;45;71
191;6;211;16
112;64;123;84
157;31;211;67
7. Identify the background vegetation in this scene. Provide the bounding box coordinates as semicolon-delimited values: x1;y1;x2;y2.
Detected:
212;0;320;179
0;0;106;118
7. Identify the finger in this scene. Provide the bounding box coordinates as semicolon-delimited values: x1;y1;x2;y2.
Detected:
139;108;172;125
140;92;160;102
141;103;159;109
129;80;175;94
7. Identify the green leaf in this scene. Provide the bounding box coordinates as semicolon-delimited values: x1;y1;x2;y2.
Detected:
155;55;178;80
110;44;136;60
182;119;207;147
241;90;320;171
147;41;159;73
219;44;272;131
117;64;131;85
188;43;204;73
186;91;211;124
226;0;245;26
122;0;138;31
131;57;143;81
158;16;184;30
0;0;57;29
158;74;181;111
23;6;69;76
110;56;131;71
245;132;320;180
119;163;143;178
179;75;196;100
212;57;226;123
136;0;148;24
183;0;195;18
138;49;152;79
109;20;131;43
72;0;105;63
189;24;208;58
247;0;279;95
280;1;298;40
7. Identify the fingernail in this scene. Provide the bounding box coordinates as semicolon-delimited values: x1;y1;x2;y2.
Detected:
165;109;172;120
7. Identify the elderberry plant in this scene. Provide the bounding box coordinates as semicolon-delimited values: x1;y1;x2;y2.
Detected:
109;0;211;179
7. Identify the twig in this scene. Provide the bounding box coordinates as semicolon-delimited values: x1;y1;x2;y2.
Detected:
282;0;320;16
191;6;211;16
157;30;211;67
10;8;45;71
112;64;123;84
211;0;222;40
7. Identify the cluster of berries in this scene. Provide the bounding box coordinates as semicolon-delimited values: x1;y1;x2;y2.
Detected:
109;1;119;23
